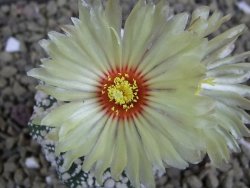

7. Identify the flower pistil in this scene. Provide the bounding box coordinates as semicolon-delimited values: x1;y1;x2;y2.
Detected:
107;75;139;111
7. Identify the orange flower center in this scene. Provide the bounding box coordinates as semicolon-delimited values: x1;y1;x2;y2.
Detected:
98;67;149;120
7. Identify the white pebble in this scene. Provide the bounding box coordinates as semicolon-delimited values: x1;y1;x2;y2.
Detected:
121;177;129;183
116;182;128;188
87;177;94;185
61;173;71;180
46;176;52;185
5;37;21;52
104;179;115;188
237;1;250;14
25;157;40;169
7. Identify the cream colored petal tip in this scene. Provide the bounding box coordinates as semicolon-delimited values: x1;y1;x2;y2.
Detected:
27;0;250;187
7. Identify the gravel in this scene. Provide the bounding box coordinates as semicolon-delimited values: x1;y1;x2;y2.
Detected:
0;0;250;187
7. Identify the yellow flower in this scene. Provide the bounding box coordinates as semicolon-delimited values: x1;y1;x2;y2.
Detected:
27;1;250;187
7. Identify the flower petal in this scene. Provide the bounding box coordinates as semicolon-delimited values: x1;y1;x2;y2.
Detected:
28;68;98;92
36;85;96;101
206;51;250;70
205;25;246;55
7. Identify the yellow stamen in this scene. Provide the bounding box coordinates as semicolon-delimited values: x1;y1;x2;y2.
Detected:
107;76;138;110
195;78;215;95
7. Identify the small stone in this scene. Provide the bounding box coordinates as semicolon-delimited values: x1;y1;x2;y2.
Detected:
104;178;115;188
14;169;25;184
20;76;35;85
0;117;5;131
1;5;10;13
7;180;15;188
0;160;2;173
156;174;168;186
233;160;244;181
182;183;188;188
6;125;18;137
223;170;234;188
5;37;21;52
47;1;57;16
186;175;203;188
0;77;7;88
237;1;250;14
87;177;94;186
115;182;127;188
23;3;40;18
57;0;67;7
46;176;52;185
0;52;13;63
240;155;249;169
13;82;26;97
0;177;7;187
23;178;31;187
28;34;44;42
25;157;40;169
206;172;219;188
166;168;181;179
69;0;78;14
241;139;250;158
165;184;174;188
1;26;12;37
235;182;248;188
5;137;16;150
32;181;46;188
4;162;17;172
27;22;44;32
0;66;17;78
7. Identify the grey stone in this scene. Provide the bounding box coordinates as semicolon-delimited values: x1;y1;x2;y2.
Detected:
240;155;249;169
23;178;31;188
47;18;57;29
223;170;234;188
5;137;16;150
182;183;188;188
28;34;44;43
0;117;5;131
206;172;219;188
1;26;12;37
4;162;17;173
57;0;67;7
0;77;7;88
11;104;31;126
2;87;13;98
23;3;40;19
27;22;44;32
233;160;244;181
14;169;25;184
186;175;203;188
47;1;58;16
156;175;168;186
0;66;17;78
241;141;250;159
0;177;7;188
20;76;36;85
165;184;174;188
69;0;78;14
0;52;13;63
1;5;10;13
234;182;248;188
166;168;181;179
13;82;26;97
7;181;15;188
